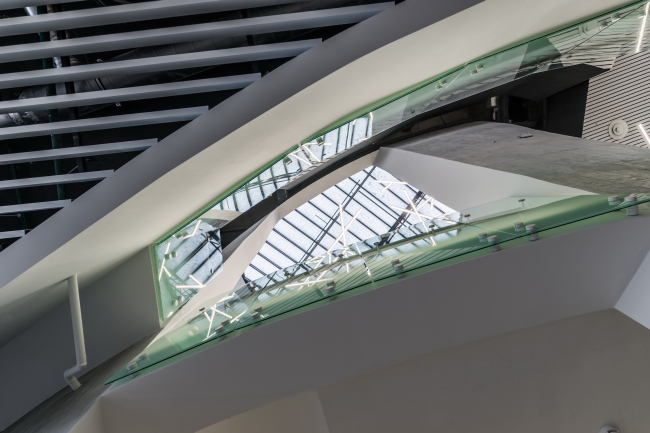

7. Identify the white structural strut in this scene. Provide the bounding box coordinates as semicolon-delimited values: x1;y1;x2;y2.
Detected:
0;107;208;140
0;170;113;191
0;139;157;165
63;275;87;391
0;0;305;37
0;0;84;10
0;75;260;114
0;200;70;214
0;5;390;63
0;40;320;90
0;230;25;240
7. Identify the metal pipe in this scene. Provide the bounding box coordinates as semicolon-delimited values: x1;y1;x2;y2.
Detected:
36;5;66;200
63;274;87;391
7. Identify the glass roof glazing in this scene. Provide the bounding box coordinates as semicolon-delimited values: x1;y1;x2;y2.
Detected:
243;166;454;282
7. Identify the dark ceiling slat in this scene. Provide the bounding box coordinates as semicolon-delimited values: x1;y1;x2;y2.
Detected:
0;170;114;191
0;0;84;11
0;40;320;89
0;139;158;165
0;200;71;214
0;75;260;114
0;107;208;140
0;5;390;63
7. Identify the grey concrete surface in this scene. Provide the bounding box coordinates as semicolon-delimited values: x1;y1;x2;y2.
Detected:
389;122;650;194
3;334;155;433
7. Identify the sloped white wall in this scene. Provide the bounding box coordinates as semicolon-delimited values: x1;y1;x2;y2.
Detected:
0;248;159;431
197;391;330;433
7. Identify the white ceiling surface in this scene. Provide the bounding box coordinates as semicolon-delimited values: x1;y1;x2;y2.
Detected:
76;310;650;433
375;147;593;210
318;309;650;433
100;213;650;433
0;0;633;346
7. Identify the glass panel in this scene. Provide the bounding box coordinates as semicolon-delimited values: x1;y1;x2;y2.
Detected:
115;194;650;384
243;166;448;282
152;0;650;322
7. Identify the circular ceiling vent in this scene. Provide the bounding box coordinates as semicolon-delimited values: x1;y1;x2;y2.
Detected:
600;425;619;433
579;21;600;39
609;119;628;140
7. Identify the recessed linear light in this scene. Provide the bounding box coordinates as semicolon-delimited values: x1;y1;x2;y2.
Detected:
288;148;313;166
175;274;206;290
374;180;408;192
638;123;650;146
300;143;321;163
637;2;650;53
389;206;435;220
327;208;362;255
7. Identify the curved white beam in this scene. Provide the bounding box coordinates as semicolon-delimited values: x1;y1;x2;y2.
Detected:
0;0;633;361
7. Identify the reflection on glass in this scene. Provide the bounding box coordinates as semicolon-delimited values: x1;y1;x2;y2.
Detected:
153;0;650;322
244;165;453;282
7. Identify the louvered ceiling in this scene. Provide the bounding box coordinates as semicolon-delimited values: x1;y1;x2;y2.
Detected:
0;0;395;250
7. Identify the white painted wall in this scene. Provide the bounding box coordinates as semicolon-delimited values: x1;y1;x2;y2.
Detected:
0;248;159;431
317;310;650;433
197;391;330;433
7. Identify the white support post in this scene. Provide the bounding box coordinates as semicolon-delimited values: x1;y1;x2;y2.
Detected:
63;274;87;390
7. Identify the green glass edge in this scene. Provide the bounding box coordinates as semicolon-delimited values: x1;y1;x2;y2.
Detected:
149;243;167;325
155;144;299;246
110;243;498;385
118;195;650;381
153;0;644;248
151;145;298;322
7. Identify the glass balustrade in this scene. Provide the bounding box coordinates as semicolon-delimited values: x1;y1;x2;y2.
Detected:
152;0;650;322
111;193;650;384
